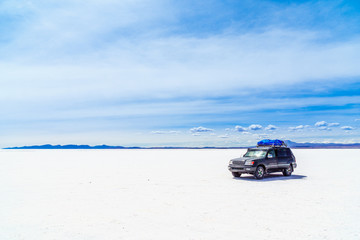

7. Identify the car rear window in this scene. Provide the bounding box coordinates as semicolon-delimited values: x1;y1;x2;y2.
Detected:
286;149;292;156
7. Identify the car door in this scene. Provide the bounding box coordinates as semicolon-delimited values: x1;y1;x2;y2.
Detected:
276;148;290;168
266;149;277;169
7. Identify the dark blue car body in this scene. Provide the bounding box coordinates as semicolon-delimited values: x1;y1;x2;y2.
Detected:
228;140;297;179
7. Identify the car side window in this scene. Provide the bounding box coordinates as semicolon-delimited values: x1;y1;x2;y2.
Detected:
267;149;275;158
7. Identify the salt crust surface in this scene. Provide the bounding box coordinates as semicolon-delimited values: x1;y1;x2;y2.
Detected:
0;149;359;240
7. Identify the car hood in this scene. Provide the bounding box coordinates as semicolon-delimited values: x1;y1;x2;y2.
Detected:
230;156;262;162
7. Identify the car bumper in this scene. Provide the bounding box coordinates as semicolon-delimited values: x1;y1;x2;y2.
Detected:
228;165;257;174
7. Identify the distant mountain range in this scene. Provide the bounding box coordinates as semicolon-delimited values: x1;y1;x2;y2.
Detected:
4;144;140;149
3;144;244;149
284;140;360;149
3;141;360;149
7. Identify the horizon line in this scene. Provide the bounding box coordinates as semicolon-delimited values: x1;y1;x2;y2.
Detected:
4;142;360;150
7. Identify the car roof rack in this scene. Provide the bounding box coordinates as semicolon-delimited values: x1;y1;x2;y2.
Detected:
257;139;287;148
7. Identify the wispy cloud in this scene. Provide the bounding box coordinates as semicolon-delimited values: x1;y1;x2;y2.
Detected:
190;126;214;133
318;126;331;131
341;126;355;130
265;125;277;131
315;121;340;128
218;134;229;139
3;33;360;103
289;125;305;131
235;126;247;132
151;131;180;134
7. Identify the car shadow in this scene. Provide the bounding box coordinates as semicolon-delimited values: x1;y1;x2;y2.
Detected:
233;174;307;182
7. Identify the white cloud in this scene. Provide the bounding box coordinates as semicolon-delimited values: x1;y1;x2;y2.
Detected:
341;126;354;130
315;121;328;127
151;130;180;134
315;121;339;128
190;126;214;133
235;126;247;132
235;124;264;133
289;126;300;131
289;125;309;131
265;125;277;131
318;126;331;131
248;124;263;131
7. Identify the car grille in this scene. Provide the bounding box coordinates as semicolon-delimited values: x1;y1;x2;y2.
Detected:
233;160;245;166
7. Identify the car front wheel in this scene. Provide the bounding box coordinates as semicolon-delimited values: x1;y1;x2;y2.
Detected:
254;166;265;179
232;172;241;178
283;165;293;176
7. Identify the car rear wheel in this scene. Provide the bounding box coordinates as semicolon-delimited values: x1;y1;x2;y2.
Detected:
283;165;293;176
232;172;241;178
254;166;265;179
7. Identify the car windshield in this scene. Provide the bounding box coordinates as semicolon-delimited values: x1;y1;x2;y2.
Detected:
244;149;267;158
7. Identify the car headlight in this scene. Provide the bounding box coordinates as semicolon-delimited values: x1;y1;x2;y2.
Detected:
245;160;254;166
229;160;233;164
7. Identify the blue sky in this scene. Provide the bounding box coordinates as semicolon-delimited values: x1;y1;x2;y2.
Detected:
1;0;360;147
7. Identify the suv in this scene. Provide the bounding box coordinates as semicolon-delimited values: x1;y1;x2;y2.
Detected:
228;139;297;179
